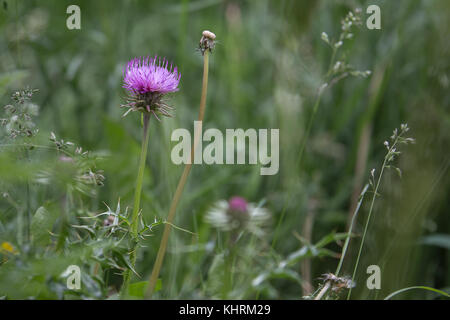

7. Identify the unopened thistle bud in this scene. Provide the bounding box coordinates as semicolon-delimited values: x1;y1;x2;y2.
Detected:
103;215;115;227
199;30;216;55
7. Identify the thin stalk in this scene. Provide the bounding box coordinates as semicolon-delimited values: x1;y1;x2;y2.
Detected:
146;51;210;298
335;184;369;277
25;148;31;245
325;48;337;79
56;190;71;252
300;201;317;296
314;281;331;300
347;133;404;299
347;159;386;300
222;234;237;299
120;113;151;297
26;180;31;243
0;144;73;157
313;184;369;300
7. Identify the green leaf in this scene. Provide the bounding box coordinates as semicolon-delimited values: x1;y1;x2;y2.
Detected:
112;248;139;277
252;269;301;287
315;232;349;248
420;234;450;250
154;279;163;292
283;246;310;266
71;225;96;236
31;206;58;246
128;280;162;298
128;281;147;298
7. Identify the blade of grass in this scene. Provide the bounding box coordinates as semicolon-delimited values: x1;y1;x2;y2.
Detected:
384;286;450;300
335;184;369;277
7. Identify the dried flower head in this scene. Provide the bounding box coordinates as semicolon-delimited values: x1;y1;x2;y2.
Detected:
1;88;39;139
199;30;216;55
320;273;355;293
205;196;270;237
121;56;181;120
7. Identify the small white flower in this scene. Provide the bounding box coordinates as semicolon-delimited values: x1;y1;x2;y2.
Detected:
334;41;343;48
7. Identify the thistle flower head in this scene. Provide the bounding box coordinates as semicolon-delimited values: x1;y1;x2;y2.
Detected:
123;56;180;95
205;196;270;237
199;30;216;55
228;196;248;213
121;56;181;120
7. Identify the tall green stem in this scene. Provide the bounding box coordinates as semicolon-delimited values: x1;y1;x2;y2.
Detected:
222;234;237;299
347;158;386;300
146;51;210;298
347;133;404;299
335;184;369;277
121;113;151;297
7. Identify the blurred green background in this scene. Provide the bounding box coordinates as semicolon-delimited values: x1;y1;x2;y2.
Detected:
0;0;449;299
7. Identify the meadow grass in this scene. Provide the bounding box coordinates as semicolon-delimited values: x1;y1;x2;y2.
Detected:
0;0;449;300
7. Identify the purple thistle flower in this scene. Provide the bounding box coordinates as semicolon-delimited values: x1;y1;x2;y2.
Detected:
123;56;181;95
121;56;181;120
228;196;248;213
205;197;270;235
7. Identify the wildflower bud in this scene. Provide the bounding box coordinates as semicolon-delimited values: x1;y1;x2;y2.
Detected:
333;61;342;73
319;83;328;95
103;215;115;227
334;41;343;49
199;30;216;55
321;32;329;44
